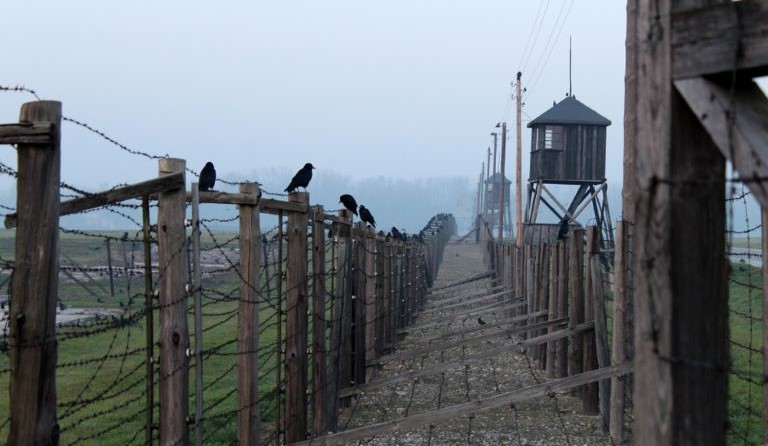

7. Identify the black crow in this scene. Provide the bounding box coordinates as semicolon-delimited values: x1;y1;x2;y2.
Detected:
285;163;315;192
391;227;403;241
359;205;376;228
339;194;358;215
199;162;216;191
557;218;570;240
478;317;487;325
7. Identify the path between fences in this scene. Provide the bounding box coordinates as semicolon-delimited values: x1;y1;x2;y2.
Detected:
334;241;612;445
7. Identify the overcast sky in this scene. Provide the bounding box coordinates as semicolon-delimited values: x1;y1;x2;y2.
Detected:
0;0;627;191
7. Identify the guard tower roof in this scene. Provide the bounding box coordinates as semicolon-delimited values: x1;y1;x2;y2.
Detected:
527;96;611;127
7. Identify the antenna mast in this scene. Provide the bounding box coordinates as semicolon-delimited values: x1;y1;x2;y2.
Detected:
569;36;573;96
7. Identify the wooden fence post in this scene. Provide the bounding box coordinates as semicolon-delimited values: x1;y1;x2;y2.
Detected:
382;239;393;352
375;237;386;356
157;158;189;446
546;243;558;378
9;100;62;446
237;183;261;445
353;222;367;387
364;228;377;382
610;220;627;444
536;245;549;368
583;228;599;414
331;210;353;414
556;240;569;378
588;227;611;431
568;229;585;380
285;192;309;443
311;205;328;437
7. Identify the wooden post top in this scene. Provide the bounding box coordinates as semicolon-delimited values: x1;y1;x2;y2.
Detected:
20;100;62;123
159;158;186;176
288;191;309;205
239;182;260;195
311;204;324;221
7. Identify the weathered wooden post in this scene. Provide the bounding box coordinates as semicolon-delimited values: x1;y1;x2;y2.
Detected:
375;236;386;356
190;184;204;446
238;182;261;445
610;220;627;444
588;226;610;431
382;238;393;351
331;209;353;416
285;192;309;443
555;239;569;378
364;228;377;382
536;245;549;369
583;228;599;414
157;158;189;446
546;243;558;378
352;222;367;386
8;100;62;446
568;229;585;380
311;205;328;437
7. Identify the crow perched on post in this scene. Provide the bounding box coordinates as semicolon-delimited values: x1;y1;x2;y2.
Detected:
284;163;315;192
339;194;358;215
359;205;376;228
391;227;403;241
199;162;216;191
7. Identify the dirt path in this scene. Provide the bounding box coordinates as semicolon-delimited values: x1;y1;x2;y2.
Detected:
337;241;612;445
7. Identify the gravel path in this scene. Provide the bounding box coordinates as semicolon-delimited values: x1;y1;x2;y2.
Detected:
336;241;613;445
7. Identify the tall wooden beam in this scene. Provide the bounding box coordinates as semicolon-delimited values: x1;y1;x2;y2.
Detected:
285;192;309;443
157;158;189;446
8;101;62;446
238;183;262;445
633;1;729;444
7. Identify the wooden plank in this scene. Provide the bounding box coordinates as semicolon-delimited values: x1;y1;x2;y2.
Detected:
588;227;611;431
330;209;353;423
4;171;185;229
364;228;377;382
293;363;631;446
418;289;515;316
555;240;569;378
398;310;549;348
191;186;204;446
401;299;527;334
0;121;54;145
157;158;189;446
546;243;558;378
568;229;585;379
353;222;367;387
634;1;730;444
285;192;309;443
609;221;627;444
238;183;261;445
675;78;768;210
261;197;309;215
429;271;493;291
311;205;329;437
582;229;599;414
190;190;259;205
372;317;572;366
8;101;61;446
672;0;768;79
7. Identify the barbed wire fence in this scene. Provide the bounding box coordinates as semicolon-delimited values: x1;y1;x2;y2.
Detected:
0;91;457;446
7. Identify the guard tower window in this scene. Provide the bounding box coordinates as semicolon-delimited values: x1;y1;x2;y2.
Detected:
544;127;553;149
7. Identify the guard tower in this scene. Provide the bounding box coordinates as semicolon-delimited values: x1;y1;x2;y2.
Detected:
523;95;614;249
483;173;513;237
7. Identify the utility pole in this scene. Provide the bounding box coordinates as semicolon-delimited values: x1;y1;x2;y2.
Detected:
515;71;523;246
479;162;485;217
492;133;498;178
498;121;507;243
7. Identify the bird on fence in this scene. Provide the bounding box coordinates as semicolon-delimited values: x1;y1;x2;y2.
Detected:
359;205;376;228
199;162;216;191
557;217;570;240
339;194;358;215
284;163;315;192
391;227;403;241
477;317;487;325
